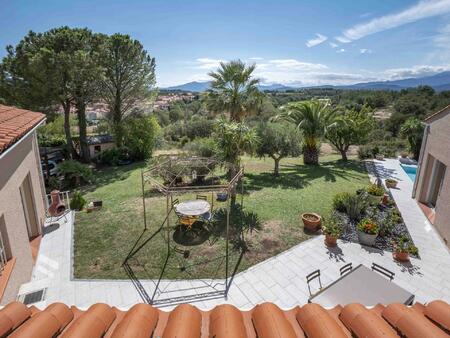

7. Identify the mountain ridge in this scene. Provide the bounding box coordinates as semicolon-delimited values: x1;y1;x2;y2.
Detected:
163;71;450;92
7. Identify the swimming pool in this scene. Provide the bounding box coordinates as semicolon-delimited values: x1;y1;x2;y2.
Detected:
400;164;417;182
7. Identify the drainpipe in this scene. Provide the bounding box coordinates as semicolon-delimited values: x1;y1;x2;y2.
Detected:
412;123;429;198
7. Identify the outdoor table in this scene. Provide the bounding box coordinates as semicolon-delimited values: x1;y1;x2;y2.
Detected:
175;200;211;217
309;264;414;307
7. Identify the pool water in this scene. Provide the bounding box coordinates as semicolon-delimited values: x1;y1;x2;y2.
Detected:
400;164;417;182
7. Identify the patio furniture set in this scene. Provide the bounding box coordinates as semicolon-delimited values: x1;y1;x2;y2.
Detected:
307;263;415;306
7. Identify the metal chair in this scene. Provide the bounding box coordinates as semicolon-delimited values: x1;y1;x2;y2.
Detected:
196;195;207;201
340;263;353;276
306;269;323;296
372;263;395;281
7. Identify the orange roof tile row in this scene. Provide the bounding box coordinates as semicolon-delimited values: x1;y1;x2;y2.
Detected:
0;300;449;337
0;104;46;154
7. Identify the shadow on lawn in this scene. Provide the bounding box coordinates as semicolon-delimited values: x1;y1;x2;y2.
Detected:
81;161;146;194
244;159;366;192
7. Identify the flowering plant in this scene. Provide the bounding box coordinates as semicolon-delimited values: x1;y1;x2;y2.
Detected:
357;218;379;235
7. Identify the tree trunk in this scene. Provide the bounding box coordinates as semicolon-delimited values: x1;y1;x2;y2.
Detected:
303;145;319;165
62;101;77;159
273;157;281;176
113;95;123;147
339;149;348;162
76;101;90;162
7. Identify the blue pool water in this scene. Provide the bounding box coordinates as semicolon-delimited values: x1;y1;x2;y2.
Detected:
400;164;417;182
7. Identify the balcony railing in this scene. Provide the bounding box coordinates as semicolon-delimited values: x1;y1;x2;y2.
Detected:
45;190;71;220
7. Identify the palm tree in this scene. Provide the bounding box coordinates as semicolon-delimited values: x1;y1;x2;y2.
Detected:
400;117;424;160
275;100;336;165
205;60;263;122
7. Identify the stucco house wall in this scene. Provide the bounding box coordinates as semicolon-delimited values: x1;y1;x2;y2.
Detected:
0;131;46;304
414;107;450;247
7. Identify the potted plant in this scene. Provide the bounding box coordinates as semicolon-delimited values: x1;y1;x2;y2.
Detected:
322;218;342;247
400;151;409;159
357;218;379;246
393;236;418;262
385;178;398;189
301;212;322;232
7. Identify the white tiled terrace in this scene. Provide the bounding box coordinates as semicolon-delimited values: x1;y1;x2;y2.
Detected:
19;159;450;310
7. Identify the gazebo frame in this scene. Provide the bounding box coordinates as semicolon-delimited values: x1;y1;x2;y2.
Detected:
123;155;244;305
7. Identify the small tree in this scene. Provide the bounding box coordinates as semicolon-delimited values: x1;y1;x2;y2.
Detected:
256;123;302;176
124;116;160;160
326;106;374;161
400;117;424;160
274;100;336;165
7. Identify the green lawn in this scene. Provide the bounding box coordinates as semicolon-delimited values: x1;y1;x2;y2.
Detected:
73;155;369;279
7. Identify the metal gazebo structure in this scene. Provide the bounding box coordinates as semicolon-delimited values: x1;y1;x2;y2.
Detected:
122;155;244;306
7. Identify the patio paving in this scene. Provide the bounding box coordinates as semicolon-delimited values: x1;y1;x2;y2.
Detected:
19;158;450;310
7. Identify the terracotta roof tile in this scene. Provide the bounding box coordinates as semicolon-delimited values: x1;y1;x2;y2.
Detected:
0;300;449;337
0;104;46;154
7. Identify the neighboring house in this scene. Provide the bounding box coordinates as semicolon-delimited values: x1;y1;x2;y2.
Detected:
413;104;450;247
0;104;47;304
86;134;115;158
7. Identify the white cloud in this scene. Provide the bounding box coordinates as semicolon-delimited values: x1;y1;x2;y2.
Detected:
329;42;339;48
268;59;328;71
360;48;372;54
338;0;450;42
306;33;328;47
434;23;450;48
383;64;450;80
195;58;225;69
335;36;351;43
248;57;263;60
336;48;346;53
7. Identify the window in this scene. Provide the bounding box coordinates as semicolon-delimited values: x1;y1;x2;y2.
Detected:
94;145;101;153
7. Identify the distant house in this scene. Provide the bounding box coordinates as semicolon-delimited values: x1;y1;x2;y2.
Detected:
0;104;46;304
87;134;115;158
413;104;450;246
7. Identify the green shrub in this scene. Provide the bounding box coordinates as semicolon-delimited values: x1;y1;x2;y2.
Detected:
97;147;130;166
342;193;368;222
184;138;218;158
333;192;351;212
393;236;418;255
322;217;342;237
357;145;372;159
70;190;86;211
124;116;160;160
357;218;379;234
366;184;385;196
58;160;93;187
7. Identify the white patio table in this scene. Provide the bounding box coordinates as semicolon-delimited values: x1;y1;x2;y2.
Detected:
175;200;211;217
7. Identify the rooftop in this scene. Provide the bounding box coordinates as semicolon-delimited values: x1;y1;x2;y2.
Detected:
0;300;449;337
0;104;46;154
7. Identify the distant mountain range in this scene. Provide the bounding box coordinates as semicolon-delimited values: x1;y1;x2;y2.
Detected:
163;71;450;92
164;81;293;92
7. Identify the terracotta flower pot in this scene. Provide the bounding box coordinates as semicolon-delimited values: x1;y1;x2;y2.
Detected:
301;213;321;232
385;179;398;189
324;234;337;247
394;251;410;262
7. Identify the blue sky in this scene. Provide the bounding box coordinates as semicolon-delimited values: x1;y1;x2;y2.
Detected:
1;0;449;87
